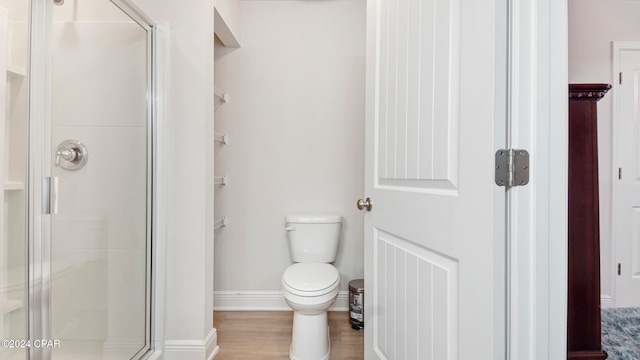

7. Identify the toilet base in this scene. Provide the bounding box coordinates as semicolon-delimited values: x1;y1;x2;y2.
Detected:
289;348;330;360
289;312;331;360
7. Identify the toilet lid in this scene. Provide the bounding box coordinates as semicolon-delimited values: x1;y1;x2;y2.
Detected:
282;263;340;294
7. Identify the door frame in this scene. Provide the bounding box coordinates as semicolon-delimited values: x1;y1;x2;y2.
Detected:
27;2;53;356
511;0;568;358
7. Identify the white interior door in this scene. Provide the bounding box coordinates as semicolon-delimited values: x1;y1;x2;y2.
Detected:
613;44;640;307
363;0;506;358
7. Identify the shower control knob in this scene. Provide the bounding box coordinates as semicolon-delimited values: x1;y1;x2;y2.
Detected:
356;198;373;211
58;149;78;162
55;140;89;171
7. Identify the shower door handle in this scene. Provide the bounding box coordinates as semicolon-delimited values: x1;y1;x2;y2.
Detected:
43;176;59;215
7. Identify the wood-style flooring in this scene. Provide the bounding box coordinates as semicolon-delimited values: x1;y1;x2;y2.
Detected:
213;311;364;359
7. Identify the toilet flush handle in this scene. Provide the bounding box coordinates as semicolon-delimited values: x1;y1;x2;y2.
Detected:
285;226;296;231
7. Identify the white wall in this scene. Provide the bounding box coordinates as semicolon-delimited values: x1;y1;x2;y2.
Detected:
568;0;640;303
213;0;366;309
0;0;26;20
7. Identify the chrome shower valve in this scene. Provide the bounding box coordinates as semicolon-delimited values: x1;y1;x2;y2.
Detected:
55;140;88;171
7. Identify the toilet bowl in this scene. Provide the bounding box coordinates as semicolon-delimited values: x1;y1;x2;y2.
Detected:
282;213;342;360
282;263;340;360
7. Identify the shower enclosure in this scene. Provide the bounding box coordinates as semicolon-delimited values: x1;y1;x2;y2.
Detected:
1;0;156;359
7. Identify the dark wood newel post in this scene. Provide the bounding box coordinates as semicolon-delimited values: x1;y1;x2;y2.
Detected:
567;83;610;360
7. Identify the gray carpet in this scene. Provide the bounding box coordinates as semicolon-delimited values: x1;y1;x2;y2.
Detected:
601;307;640;359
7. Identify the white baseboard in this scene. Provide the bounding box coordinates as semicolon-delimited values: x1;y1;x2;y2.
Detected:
163;328;218;360
213;291;349;311
206;329;219;360
601;295;613;308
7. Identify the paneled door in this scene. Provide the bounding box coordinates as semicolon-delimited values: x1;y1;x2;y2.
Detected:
614;45;640;307
363;0;506;358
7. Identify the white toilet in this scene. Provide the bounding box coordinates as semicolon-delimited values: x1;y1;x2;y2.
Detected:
281;213;342;360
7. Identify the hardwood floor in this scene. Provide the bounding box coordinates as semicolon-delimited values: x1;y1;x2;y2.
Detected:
213;311;364;359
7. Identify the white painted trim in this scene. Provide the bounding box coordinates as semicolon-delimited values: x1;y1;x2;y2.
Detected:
601;295;614;308
547;1;570;357
213;291;350;311
533;0;569;358
163;328;219;360
508;0;541;358
610;41;640;308
509;0;568;358
207;329;219;360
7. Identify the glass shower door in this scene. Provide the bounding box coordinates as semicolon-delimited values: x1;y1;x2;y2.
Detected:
48;0;154;359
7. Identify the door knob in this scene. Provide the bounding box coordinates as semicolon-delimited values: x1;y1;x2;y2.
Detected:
357;197;372;211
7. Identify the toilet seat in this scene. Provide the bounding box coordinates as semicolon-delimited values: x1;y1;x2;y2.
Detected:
282;263;339;297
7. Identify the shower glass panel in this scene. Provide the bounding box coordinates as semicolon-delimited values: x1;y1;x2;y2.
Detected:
49;0;152;358
0;1;29;360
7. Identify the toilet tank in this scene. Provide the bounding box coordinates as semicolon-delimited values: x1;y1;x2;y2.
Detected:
285;214;342;263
